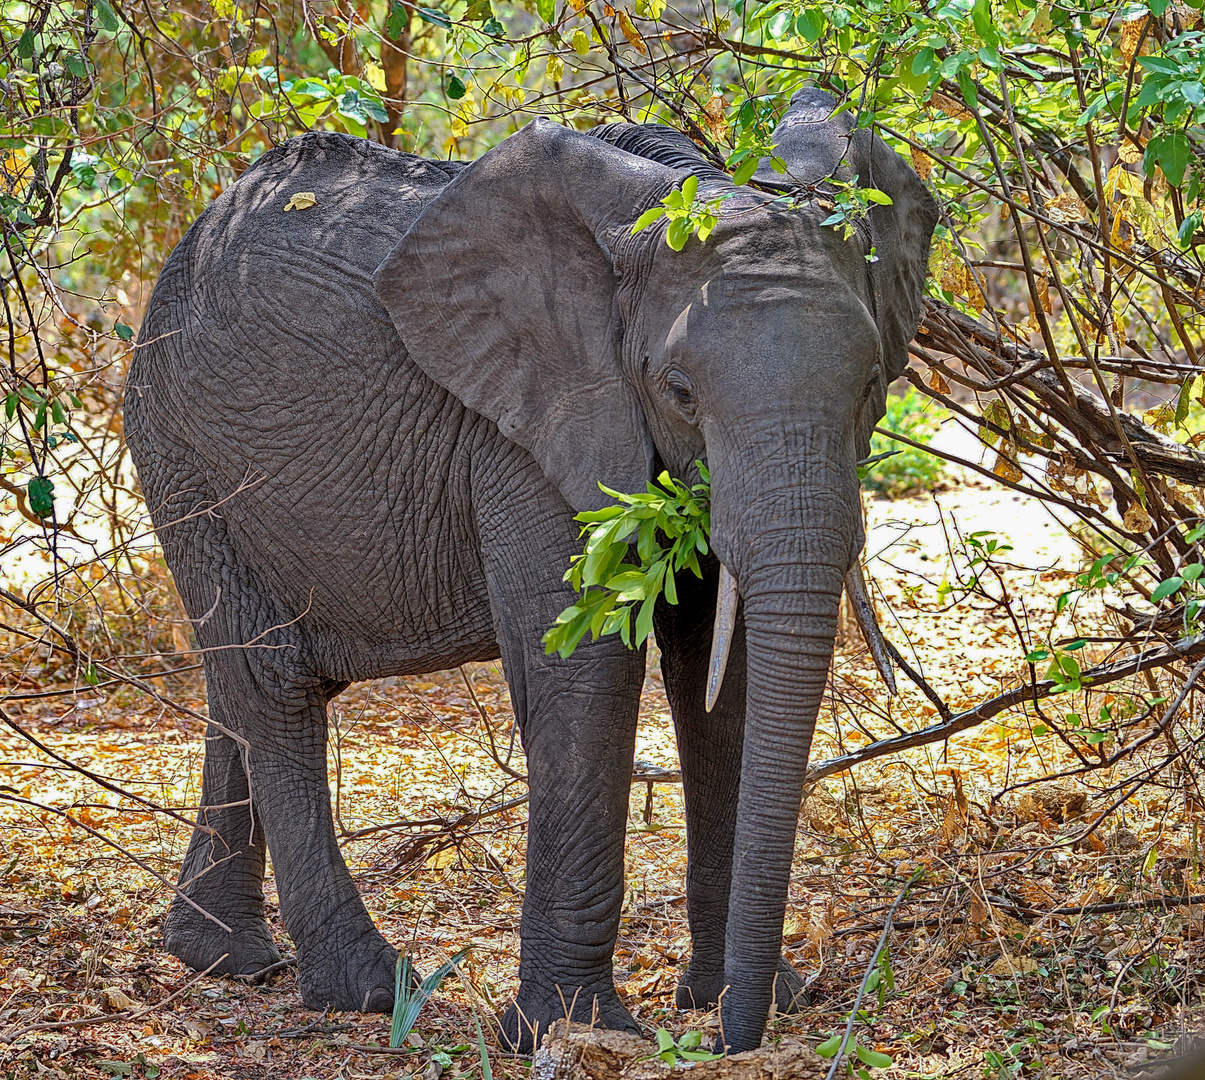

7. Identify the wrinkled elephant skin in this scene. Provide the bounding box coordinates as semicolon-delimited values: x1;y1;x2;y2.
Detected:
126;91;936;1053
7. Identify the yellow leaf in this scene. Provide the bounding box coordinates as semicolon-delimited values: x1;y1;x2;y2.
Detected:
1118;139;1144;164
616;9;646;53
910;145;932;180
1118;16;1147;63
570;0;587;12
993;446;1023;484
572;27;591;52
546;53;565;82
211;0;234;16
283;191;317;212
425;846;457;869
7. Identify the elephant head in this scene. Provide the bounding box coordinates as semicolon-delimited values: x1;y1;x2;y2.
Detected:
374;100;936;1052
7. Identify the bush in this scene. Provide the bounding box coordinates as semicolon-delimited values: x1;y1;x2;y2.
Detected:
863;388;947;499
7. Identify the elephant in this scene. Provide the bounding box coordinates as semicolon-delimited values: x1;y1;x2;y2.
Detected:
124;87;937;1054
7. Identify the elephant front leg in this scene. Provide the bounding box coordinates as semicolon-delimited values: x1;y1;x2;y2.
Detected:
500;644;646;1051
654;567;808;1015
475;464;646;1052
164;724;281;977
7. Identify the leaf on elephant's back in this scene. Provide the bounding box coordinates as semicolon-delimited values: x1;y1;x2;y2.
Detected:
283;191;317;211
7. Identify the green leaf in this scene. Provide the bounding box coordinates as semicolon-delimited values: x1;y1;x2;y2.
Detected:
815;1035;843;1058
1178;210;1203;250
631;206;665;234
1151;576;1184;601
655;1029;675;1053
795;7;825;42
1145;132;1192;188
96;0;120;31
17;30;35;58
732;156;759;186
854;1044;893;1070
115;322;134;341
386;0;409;36
538;0;556;22
862;187;893;205
666;216;692;250
681;174;699;203
678;1031;703;1050
28;475;54;518
446;74;467;99
417;6;452;25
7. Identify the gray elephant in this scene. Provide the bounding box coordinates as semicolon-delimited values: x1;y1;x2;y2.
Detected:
125;88;936;1053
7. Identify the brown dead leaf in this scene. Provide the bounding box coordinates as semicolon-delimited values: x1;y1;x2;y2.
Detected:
102;986;137;1009
930;91;973;120
1123;500;1153;532
701;95;727;138
616;10;646;53
910;146;932;180
927;367;951;395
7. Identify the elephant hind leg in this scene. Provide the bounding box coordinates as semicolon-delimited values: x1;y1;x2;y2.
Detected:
164;723;281;977
197;644;397;1012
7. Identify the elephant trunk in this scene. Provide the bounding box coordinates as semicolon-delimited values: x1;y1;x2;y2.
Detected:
708;454;859;1052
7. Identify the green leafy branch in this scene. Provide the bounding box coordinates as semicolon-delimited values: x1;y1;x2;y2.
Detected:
817;176;894;241
542;466;711;659
631;176;726;250
649;1029;723;1064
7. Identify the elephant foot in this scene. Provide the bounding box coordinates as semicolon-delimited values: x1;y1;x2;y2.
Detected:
675;958;809;1014
163;900;282;978
500;983;639;1053
297;930;400;1013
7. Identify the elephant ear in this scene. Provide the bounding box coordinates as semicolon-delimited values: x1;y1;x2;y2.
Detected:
756;89;939;383
374;119;677;512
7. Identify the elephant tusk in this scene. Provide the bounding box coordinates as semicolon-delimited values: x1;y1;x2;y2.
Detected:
844;561;897;696
705;563;739;713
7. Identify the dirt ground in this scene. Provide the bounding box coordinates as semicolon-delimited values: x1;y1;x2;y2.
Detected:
2;475;1203;1079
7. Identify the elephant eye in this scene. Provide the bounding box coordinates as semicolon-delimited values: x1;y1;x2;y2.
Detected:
666;372;695;411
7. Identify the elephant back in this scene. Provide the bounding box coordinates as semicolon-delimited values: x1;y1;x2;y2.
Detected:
127;134;459;465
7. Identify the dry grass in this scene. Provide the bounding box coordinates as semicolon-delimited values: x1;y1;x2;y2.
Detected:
3;483;1205;1079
